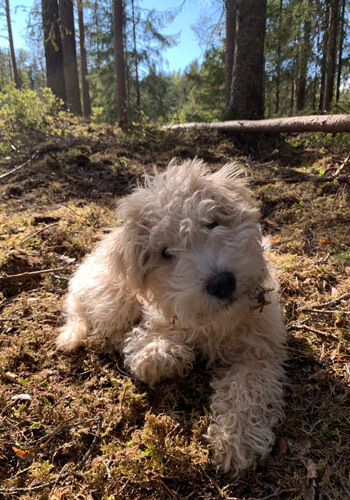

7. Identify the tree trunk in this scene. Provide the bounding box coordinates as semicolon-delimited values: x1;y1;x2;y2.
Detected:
77;0;91;117
275;0;283;115
225;0;236;110
322;0;339;111
59;0;82;115
312;75;317;110
290;60;295;113
226;0;267;120
165;114;350;133
41;0;67;105
336;0;346;103
113;0;128;128
319;6;329;111
296;0;312;110
5;0;19;88
131;0;141;116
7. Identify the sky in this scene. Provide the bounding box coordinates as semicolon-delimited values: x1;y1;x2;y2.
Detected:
0;0;223;73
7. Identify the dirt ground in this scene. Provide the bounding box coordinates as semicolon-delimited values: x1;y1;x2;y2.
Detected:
0;123;349;499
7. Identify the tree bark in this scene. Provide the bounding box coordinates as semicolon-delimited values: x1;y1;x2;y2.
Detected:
319;5;329;111
5;0;19;88
77;0;91;117
225;0;236;110
131;0;141;115
290;59;295;113
322;0;339;111
336;0;346;103
275;0;283;115
226;0;267;120
59;0;82;115
41;0;67;105
113;0;128;128
296;0;312;110
165;114;350;133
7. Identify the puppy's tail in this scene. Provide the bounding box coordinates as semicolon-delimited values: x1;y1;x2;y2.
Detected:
56;319;88;352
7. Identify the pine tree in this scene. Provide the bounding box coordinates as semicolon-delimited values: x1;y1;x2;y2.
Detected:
336;0;346;103
225;0;236;109
59;0;82;115
41;0;67;105
4;0;19;88
113;0;128;127
226;0;267;120
77;0;91;117
322;0;339;111
296;0;313;111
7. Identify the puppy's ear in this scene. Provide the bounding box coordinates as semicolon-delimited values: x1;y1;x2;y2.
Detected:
110;192;152;291
209;163;260;221
101;226;127;278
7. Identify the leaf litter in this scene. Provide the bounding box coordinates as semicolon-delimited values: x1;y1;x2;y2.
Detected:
0;121;349;499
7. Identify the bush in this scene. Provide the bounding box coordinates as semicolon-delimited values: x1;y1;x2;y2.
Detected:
0;84;63;152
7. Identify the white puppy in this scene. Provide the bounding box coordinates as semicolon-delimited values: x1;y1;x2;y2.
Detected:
57;159;286;474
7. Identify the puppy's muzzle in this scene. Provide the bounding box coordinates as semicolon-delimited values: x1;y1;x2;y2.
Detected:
206;272;236;300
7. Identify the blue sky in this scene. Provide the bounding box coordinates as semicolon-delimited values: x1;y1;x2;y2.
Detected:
0;0;223;73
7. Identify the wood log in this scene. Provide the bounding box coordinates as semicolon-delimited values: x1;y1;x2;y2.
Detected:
164;114;350;133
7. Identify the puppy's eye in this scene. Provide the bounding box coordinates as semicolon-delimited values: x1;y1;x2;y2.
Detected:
162;247;173;260
207;221;218;230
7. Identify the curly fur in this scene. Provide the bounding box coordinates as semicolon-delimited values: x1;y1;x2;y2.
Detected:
57;159;286;474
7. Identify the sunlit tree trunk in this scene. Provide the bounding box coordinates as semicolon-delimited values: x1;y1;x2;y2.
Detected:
5;0;19;88
275;0;283;115
131;0;141;115
290;60;295;113
336;0;346;103
296;0;312;110
113;0;128;128
77;0;91;117
322;0;339;111
226;0;267;120
318;6;329;111
59;0;82;115
225;0;236;109
41;0;67;105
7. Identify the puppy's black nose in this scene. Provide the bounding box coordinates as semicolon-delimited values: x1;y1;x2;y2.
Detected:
206;272;236;300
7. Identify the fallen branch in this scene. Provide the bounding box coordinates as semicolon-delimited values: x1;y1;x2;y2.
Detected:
72;415;103;472
0;153;38;181
164;114;350;134
288;323;338;341
299;308;350;315
18;223;59;246
332;153;350;178
0;265;72;282
311;291;350;309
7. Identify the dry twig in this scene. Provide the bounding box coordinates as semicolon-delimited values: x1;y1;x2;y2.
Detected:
0;264;72;282
299;308;350;315
18;223;59;246
289;323;338;341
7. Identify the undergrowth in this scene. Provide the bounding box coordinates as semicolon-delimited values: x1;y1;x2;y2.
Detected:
0;114;349;499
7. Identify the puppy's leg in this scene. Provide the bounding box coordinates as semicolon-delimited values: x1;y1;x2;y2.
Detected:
123;323;195;387
57;228;141;352
206;359;285;474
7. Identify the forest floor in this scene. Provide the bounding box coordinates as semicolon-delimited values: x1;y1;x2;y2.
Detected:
0;119;349;500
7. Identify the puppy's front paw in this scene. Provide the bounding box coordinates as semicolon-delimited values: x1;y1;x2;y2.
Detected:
124;335;194;387
206;415;276;475
206;420;249;475
56;321;88;352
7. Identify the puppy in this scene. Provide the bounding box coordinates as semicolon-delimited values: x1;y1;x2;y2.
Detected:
57;159;286;474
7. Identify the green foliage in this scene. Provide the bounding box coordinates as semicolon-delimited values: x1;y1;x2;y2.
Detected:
0;84;62;152
179;46;226;122
138;46;225;124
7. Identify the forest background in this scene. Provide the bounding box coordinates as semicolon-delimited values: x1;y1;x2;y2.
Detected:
1;0;349;126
